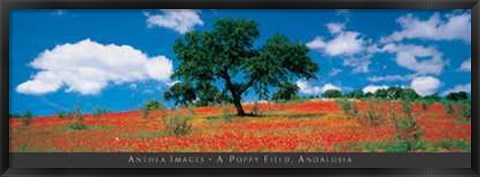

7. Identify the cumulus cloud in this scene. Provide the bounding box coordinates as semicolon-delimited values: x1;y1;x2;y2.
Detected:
307;22;373;73
296;80;341;95
307;30;365;57
379;43;445;75
145;9;204;34
441;83;471;96
16;39;173;95
362;85;389;93
381;11;471;43
410;76;441;96
459;57;471;72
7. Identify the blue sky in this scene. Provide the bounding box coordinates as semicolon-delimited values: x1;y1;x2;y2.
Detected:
9;9;471;116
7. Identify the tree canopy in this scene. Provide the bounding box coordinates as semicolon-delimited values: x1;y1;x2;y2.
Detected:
165;18;318;116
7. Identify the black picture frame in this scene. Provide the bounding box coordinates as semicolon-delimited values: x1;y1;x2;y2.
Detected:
1;0;478;176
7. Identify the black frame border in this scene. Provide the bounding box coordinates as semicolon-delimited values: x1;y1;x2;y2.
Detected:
1;0;479;176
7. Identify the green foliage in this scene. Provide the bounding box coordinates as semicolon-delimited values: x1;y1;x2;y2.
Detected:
391;101;423;152
371;87;420;101
20;111;33;127
222;108;233;123
66;109;88;131
272;82;300;102
459;102;471;120
344;90;364;99
446;91;469;101
169;18;318;116
423;94;441;102
443;101;471;120
400;88;419;101
336;99;359;119
145;100;165;110
9;113;20;119
140;100;166;119
374;89;389;99
364;108;382;126
436;139;470;152
163;111;193;136
442;100;455;115
141;105;150;119
164;82;198;106
323;89;342;98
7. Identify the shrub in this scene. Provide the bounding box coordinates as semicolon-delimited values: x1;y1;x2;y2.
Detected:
20;111;33;127
146;100;165;110
271;82;300;102
141;100;166;119
442;101;455;115
362;99;382;126
66;109;88;131
163;110;193;136
57;111;75;119
391;101;423;152
323;89;342;98
446;91;468;101
141;105;150;119
336;99;359;119
458;102;471;120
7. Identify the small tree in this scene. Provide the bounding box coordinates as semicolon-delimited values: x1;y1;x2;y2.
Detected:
323;89;342;98
400;88;419;101
271;82;300;102
344;89;364;99
446;91;469;101
67;109;88;130
140;100;166;119
21;111;33;127
374;89;388;99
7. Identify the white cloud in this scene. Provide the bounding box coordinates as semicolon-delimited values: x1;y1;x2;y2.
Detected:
307;22;373;73
459;57;471;72
381;12;471;43
367;74;415;82
326;23;345;34
441;83;471;96
145;9;204;34
342;57;371;73
16;39;173;95
321;83;342;93
379;43;445;75
328;68;342;76
410;76;441;96
362;85;389;93
296;80;341;95
307;31;365;57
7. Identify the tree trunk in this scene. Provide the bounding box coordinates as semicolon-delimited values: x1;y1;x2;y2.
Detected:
232;94;247;116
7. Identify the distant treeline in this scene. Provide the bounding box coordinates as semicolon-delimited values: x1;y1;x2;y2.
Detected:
304;86;469;102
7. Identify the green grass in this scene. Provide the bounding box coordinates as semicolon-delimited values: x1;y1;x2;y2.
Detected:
64;125;112;131
135;131;171;139
343;140;470;153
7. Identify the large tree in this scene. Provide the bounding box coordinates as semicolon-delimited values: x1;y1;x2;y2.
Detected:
166;18;318;116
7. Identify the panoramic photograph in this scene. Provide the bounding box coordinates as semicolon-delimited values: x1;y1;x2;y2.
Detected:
9;9;471;153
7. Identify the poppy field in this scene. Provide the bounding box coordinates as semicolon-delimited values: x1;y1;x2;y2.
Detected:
9;99;471;153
